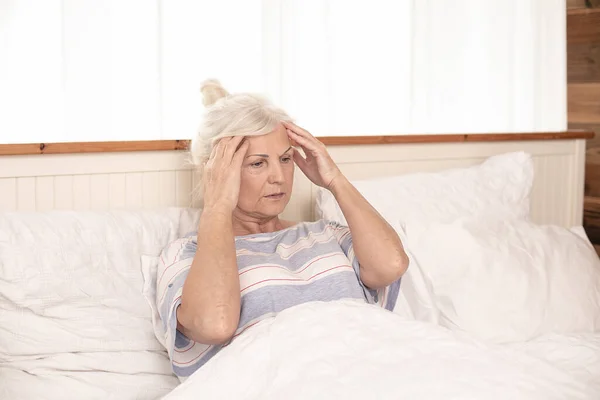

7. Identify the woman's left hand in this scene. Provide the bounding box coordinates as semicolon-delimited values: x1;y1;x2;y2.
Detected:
283;121;343;190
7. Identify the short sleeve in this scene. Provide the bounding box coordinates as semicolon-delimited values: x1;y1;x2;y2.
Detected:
156;236;214;381
325;220;401;311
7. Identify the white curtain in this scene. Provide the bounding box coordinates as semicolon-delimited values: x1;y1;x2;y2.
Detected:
263;0;412;136
0;0;566;144
410;0;567;133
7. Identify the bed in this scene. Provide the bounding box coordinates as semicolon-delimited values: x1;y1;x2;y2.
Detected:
1;132;599;399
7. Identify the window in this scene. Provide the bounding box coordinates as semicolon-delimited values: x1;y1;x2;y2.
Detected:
0;0;565;144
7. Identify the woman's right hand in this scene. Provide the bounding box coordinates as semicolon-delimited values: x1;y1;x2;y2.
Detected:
202;136;249;213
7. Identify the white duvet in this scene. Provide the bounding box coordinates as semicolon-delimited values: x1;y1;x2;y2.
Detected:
162;300;598;400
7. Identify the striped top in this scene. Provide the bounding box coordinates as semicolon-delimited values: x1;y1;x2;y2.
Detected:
156;219;402;381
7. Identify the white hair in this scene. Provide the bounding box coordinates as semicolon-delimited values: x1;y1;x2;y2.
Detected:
189;79;293;169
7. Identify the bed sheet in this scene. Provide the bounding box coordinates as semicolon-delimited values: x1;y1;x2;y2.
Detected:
4;303;597;400
504;332;600;393
161;300;598;400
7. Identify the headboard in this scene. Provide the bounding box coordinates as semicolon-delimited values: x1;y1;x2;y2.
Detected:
0;132;591;228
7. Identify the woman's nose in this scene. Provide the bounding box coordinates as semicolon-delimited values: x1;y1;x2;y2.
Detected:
268;163;285;184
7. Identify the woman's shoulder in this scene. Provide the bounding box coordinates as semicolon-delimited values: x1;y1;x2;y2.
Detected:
159;235;197;265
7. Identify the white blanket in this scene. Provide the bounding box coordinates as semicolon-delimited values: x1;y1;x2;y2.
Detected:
505;332;600;394
162;300;597;400
0;351;179;400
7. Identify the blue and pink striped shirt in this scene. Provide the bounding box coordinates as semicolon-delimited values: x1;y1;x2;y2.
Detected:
156;219;401;380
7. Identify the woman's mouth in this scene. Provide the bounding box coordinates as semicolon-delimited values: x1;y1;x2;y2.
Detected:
265;193;285;200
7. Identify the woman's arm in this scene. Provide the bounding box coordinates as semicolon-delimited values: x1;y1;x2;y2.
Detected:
283;121;408;289
177;209;240;345
329;176;409;289
176;137;249;345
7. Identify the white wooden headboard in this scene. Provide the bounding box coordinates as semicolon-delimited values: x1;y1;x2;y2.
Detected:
0;138;587;228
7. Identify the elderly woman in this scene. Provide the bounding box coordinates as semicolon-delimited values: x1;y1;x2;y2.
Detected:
157;80;409;380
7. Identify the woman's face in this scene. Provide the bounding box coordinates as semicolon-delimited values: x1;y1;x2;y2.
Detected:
237;123;294;219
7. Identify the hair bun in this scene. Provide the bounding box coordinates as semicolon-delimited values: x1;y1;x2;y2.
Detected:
200;79;229;107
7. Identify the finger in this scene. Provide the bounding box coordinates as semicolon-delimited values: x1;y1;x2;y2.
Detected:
232;139;250;166
287;128;321;153
223;136;245;160
282;121;317;141
208;142;219;161
286;125;323;150
211;137;229;160
218;136;236;157
204;144;219;179
292;148;309;172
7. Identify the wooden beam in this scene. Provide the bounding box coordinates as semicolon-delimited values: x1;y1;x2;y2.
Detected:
588;0;600;8
585;155;600;196
0;140;189;156
0;132;594;156
568;83;600;124
568;42;600;82
567;0;587;8
570;123;600;147
583;225;600;244
584;196;600;243
568;5;600;82
568;8;600;45
567;0;600;7
318;132;594;146
569;6;600;239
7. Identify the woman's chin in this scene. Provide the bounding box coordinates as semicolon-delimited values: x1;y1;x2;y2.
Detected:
260;199;289;216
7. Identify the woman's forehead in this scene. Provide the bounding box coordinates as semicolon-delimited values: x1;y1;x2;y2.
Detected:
246;126;290;153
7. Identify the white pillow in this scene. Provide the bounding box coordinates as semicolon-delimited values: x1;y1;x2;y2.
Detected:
140;209;201;348
0;207;202;398
176;207;202;238
389;229;439;322
316;151;533;230
141;255;168;349
315;151;534;324
406;217;600;343
0;209;184;361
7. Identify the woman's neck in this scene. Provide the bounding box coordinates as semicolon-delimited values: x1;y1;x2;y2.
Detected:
231;210;285;236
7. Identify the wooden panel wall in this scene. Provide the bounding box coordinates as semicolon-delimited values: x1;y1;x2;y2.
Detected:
0;140;588;229
0;151;202;212
568;0;600;8
567;3;600;244
0;172;198;212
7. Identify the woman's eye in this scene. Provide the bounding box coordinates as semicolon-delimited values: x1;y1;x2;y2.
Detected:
281;157;292;163
251;161;263;168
